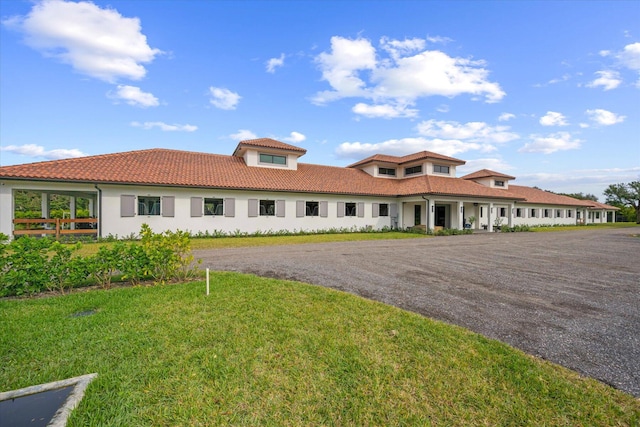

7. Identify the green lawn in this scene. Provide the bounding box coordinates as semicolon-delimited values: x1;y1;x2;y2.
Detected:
1;275;638;426
530;222;640;232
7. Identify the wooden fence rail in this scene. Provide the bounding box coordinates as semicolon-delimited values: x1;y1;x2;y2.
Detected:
13;218;98;239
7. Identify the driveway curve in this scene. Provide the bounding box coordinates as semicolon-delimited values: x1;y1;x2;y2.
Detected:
195;228;640;397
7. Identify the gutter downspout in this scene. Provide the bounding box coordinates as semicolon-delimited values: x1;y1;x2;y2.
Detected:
421;195;430;234
94;185;102;239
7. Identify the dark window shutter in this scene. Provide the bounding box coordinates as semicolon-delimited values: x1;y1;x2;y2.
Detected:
162;196;175;217
357;202;365;218
224;198;235;217
121;195;135;217
248;199;258;217
320;201;328;218
296;201;305;217
276;200;285;217
337;202;345;218
191;197;202;217
372;203;379;218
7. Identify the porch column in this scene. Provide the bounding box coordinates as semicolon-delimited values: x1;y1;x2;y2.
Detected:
70;196;76;230
457;201;464;230
427;200;435;232
41;193;50;219
0;183;12;238
612;210;616;223
508;202;514;227
487;203;494;232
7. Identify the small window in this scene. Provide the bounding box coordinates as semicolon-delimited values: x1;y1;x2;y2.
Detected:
138;196;160;216
595;212;600;219
379;203;389;217
516;208;523;218
530;208;537;217
306;201;319;217
259;153;286;165
480;207;484;217
379;167;396;176
499;207;506;217
495;180;505;187
544;209;551;218
556;209;562;218
567;210;573;218
345;202;357;217
433;164;450;174
205;198;224;216
405;165;422;176
260;200;275;216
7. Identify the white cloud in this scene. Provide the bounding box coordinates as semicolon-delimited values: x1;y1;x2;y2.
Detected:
336;137;485;159
312;36;505;112
110;85;159;107
436;104;449;113
539;111;568;126
498;112;515;122
130;121;197;132
458;158;515;175
587;70;621;90
426;35;453;44
282;131;306;143
229;129;257;141
519;132;581;154
416;119;519;144
209;87;241;110
3;0;162;83
585;109;626;126
266;53;285;73
617;42;640;71
1;144;86;160
352;102;419;119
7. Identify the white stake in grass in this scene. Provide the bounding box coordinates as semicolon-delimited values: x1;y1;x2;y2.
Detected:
206;268;210;296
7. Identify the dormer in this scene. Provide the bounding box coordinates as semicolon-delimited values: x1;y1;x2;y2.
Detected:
347;151;465;179
233;138;307;170
461;169;516;189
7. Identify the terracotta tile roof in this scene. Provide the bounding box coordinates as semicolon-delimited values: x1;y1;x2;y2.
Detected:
232;138;307;155
582;200;620;210
347;151;465;168
507;185;594;207
397;174;524;199
461;169;516;180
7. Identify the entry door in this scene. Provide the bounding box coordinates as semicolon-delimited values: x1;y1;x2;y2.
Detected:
414;205;421;225
435;205;446;227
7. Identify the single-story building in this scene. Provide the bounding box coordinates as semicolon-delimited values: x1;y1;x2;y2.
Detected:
0;138;619;239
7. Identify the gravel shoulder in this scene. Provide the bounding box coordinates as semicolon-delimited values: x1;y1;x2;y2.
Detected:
195;228;640;397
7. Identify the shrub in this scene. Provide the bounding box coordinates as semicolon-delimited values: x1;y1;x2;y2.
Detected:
0;237;54;296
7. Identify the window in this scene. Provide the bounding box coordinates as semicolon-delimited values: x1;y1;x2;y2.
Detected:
567;210;573;218
544;209;551;218
556;209;562;218
530;208;537;217
379;167;396;176
205;198;224;216
480;207;484;217
260;200;275;216
138;196;160;216
499;207;507;217
595;212;600;219
495;180;505;187
404;165;422;176
259;153;286;165
379;203;389;216
306;201;319;216
433;164;450;174
516;208;523;218
345;202;357;217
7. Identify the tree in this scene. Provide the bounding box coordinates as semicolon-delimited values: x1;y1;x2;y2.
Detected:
604;181;640;223
557;192;599;202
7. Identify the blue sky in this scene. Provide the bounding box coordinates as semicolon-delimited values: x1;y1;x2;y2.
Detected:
1;0;639;200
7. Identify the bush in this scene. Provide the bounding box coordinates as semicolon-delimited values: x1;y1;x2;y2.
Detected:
0;237;56;296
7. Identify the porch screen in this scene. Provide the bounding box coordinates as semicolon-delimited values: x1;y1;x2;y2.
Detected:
121;195;135;217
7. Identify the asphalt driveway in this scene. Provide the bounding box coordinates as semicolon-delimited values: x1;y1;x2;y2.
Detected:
195;227;640;397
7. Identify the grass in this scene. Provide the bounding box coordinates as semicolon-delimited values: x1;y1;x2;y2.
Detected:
1;276;638;426
530;222;640;232
75;231;429;256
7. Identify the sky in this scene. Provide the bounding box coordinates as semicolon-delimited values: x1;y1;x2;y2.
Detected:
1;0;639;201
